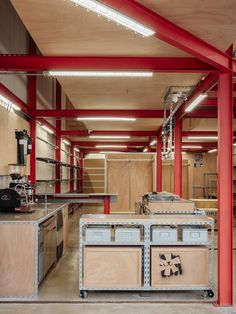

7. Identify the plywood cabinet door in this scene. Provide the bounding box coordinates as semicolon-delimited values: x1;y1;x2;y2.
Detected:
129;161;153;212
107;161;130;212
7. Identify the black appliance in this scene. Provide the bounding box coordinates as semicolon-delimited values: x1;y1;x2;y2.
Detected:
0;189;21;212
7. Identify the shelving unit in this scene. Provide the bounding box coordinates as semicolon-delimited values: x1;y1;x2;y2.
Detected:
79;214;215;299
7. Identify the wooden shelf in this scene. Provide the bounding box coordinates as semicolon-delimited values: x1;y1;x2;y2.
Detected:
36;157;60;165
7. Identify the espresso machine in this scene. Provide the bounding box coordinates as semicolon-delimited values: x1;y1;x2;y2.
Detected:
0;129;34;213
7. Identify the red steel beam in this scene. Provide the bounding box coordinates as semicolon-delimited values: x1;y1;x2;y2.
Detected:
72;141;147;147
61;130;157;137
82;148;141;153
0;55;216;73
36;109;218;119
183;131;236;137
176;73;218;119
35;109;165;118
0;82;30;116
100;0;230;71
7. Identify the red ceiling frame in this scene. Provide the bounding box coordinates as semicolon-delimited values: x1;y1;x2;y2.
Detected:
0;82;30;115
35;109;219;119
61;130;157;137
35;109;165;118
72;141;147;147
0;55;216;73
176;73;218;119
100;0;231;72
82;147;142;153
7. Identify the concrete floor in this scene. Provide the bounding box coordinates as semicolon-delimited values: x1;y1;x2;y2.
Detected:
0;205;235;314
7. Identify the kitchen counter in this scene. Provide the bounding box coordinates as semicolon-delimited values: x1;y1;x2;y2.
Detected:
0;202;69;301
0;202;68;224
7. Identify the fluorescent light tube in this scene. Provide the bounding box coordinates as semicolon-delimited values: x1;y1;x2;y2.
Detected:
182;145;203;149
143;147;148;152
74;148;80;152
99;151;121;154
77;117;136;121
150;139;157;146
69;0;155;37
185;93;208;112
187;136;218;140
0;95;21;112
96;145;127;148
62;139;71;146
47;71;153;77
41;124;55;135
208;149;217;153
89;135;131;139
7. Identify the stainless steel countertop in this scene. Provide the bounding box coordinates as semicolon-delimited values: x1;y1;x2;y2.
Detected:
0;203;68;224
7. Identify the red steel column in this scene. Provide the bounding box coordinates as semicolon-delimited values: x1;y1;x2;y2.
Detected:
28;38;37;184
55;81;61;193
28;75;36;184
104;196;111;214
218;70;233;306
70;145;74;193
174;118;182;197
156;137;162;192
78;151;83;192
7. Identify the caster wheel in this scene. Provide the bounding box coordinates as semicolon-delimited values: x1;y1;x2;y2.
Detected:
80;290;88;299
207;290;214;298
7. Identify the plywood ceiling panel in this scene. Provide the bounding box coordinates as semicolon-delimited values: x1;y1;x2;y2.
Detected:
65;118;163;132
138;0;236;52
10;0;189;57
58;73;203;110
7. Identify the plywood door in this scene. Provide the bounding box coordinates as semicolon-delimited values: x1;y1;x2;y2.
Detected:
151;247;209;287
0;224;36;297
162;162;173;193
83;247;142;288
107;161;130;213
130;161;153;212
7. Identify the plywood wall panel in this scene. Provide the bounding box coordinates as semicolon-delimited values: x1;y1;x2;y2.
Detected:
0;108;30;175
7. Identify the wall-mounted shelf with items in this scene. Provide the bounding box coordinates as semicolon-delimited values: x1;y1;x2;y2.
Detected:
79;214;215;299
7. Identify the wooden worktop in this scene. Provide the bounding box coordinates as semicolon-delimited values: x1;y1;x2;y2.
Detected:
0;203;68;224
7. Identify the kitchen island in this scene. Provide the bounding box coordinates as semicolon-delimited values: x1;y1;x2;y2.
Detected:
0;203;69;301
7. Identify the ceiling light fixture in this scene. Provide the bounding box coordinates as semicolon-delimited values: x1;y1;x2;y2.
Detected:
143;147;148;152
40;124;55;135
46;71;153;78
182;145;203;149
185;93;208;112
74;148;80;152
77;117;136;121
62;139;71;146
187;136;218;140
99;151;121;154
69;0;155;37
0;95;21;112
96;145;127;148
150;139;157;146
89;135;131;139
208;148;217;153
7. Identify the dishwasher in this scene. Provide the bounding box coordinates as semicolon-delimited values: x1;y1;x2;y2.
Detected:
38;215;57;284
